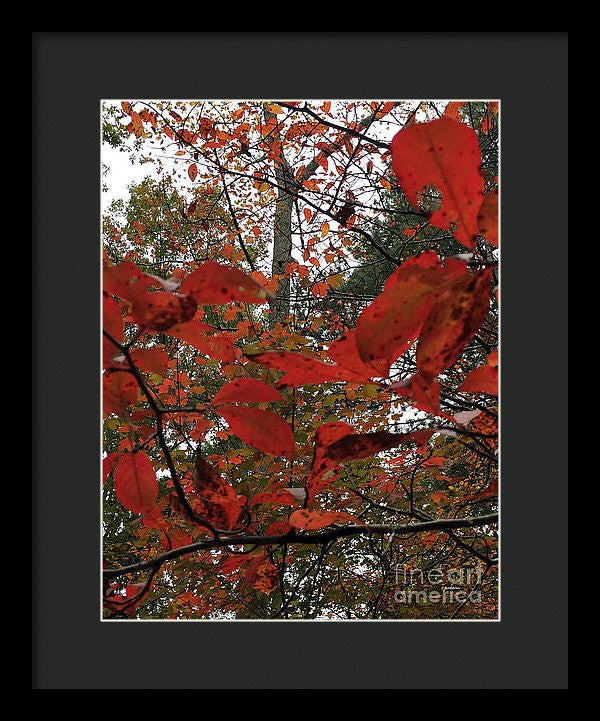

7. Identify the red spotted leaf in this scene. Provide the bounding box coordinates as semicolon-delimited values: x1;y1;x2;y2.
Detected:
113;451;158;514
327;329;386;379
477;189;498;247
193;453;239;506
212;378;284;406
324;429;434;463
216;405;295;460
130;346;168;377
416;268;492;376
103;371;138;416
355;253;467;372
180;261;270;305
289;509;359;531
247;351;366;387
307;422;354;498
131;289;197;331
391;117;484;249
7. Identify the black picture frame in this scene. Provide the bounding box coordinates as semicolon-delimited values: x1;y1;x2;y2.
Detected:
32;32;568;690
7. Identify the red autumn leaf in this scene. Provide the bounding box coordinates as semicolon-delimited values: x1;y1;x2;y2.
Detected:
247;351;366;388
311;281;329;298
307;422;354;498
416;268;492;376
444;101;465;121
289;509;359;531
264;521;293;536
103;452;121;483
193;453;239;506
165;320;237;364
212;378;284;406
188;163;198;181
103;261;153;302
113;451;158;514
253;558;280;595
129;347;168;377
390;117;484;249
327;329;386;379
103;371;138;416
103;296;124;367
219;554;251;576
462;477;498;502
131;289;197;331
355;253;467;372
216;404;295;460
477;189;499;247
180;261;270;305
389;371;443;417
249;488;301;507
324;429;434;463
459;365;498;395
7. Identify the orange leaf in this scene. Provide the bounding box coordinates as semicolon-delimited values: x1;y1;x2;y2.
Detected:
188;163;198;181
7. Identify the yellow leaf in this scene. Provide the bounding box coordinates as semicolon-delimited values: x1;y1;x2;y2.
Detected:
321;222;330;238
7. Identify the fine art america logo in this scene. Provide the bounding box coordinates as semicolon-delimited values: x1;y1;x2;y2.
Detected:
393;565;484;605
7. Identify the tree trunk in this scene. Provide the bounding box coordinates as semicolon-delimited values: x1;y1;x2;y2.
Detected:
263;105;295;328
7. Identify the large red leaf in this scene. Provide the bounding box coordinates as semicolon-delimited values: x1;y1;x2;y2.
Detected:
103;296;123;368
103;371;138;416
212;378;283;406
165;320;237;363
324;429;434;463
289;509;359;531
193;453;239;506
355;253;467;371
131;289;197;331
103;261;152;301
327;329;386;379
477;189;499;247
130;346;168;377
216;405;295;460
459;365;498;395
180;261;270;305
307;422;354;498
113;451;158;514
249;488;302;507
247;351;366;387
389;371;444;417
391;117;484;249
416;268;492;375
